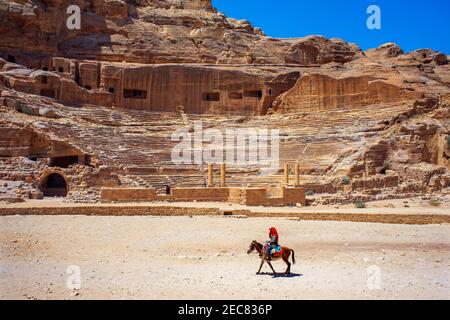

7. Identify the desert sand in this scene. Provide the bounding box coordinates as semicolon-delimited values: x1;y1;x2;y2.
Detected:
1;215;449;300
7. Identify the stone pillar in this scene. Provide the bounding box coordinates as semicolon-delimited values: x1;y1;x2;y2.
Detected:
295;161;300;187
220;163;226;187
207;163;214;187
284;163;289;186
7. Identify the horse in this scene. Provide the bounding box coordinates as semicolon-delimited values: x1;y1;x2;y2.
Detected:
247;240;296;276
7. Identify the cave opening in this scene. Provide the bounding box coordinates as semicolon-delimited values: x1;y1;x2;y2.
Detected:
49;156;79;168
41;173;68;197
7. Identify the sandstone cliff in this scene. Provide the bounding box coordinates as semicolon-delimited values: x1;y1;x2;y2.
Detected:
0;0;357;65
0;0;448;204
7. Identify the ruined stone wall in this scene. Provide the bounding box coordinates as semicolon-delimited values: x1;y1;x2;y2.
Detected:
99;186;306;206
241;187;305;206
169;187;228;201
350;175;399;191
100;187;156;201
281;187;306;205
302;182;337;194
242;188;267;206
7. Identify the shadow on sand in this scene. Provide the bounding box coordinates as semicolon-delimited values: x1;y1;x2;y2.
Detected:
257;272;303;278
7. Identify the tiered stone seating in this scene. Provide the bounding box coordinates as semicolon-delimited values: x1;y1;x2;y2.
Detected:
26;102;413;191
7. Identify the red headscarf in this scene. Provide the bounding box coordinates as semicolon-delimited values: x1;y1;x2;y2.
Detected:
269;227;278;237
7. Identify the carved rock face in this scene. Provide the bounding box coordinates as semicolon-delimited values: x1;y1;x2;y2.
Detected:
0;0;449;203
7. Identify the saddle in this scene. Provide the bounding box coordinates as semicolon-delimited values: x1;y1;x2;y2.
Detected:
263;242;282;257
271;245;282;257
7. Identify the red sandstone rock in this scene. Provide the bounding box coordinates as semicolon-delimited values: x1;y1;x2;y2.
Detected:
0;0;448;204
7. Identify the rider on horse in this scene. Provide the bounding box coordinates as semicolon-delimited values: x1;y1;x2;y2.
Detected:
266;227;279;261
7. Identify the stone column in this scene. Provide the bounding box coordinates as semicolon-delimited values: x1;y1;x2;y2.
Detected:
295;161;300;187
207;163;214;187
220;163;226;187
284;163;289;186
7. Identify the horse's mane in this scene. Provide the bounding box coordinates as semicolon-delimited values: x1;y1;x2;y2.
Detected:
253;240;264;248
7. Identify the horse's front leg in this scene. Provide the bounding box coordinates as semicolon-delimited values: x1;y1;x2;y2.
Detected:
267;261;277;276
257;259;265;274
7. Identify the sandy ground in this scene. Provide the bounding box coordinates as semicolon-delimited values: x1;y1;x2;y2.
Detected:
1;215;449;300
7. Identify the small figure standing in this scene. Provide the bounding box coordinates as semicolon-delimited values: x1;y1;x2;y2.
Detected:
266;227;279;261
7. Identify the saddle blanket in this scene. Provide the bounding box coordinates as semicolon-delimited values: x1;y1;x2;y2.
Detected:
271;245;282;256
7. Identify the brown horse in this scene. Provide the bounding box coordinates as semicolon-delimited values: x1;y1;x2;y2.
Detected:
247;240;296;276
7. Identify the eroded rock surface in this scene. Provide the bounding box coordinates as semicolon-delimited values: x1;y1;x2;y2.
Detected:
0;1;448;204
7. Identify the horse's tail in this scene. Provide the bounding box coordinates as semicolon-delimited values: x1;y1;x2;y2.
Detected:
291;249;296;264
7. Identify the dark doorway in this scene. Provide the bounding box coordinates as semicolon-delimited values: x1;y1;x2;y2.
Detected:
202;92;220;101
42;173;68;197
243;90;263;98
49;156;79;168
123;89;147;99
